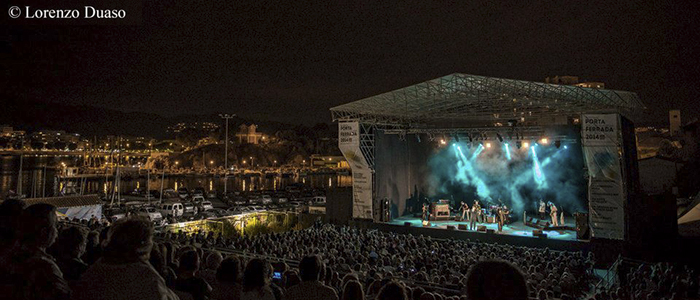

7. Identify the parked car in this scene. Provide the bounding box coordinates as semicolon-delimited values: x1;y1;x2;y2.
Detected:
193;187;205;197
201;201;214;211
158;202;184;217
275;197;288;204
177;187;189;199
260;195;273;205
183;202;196;214
308;196;327;205
137;207;163;221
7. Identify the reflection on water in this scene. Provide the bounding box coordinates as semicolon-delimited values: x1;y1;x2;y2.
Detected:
1;155;352;197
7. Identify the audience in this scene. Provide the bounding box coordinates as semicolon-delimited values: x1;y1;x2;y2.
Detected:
48;225;89;282
8;203;71;300
242;258;276;300
342;279;365;300
0;199;698;300
212;255;243;300
174;250;212;300
286;255;340;300
465;260;528;300
74;217;179;300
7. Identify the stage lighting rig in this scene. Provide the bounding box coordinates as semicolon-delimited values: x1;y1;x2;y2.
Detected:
496;133;504;142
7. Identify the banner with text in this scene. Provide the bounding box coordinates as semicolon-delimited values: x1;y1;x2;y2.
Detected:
338;121;373;219
581;114;625;240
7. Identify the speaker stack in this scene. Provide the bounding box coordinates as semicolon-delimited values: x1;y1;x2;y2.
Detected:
458;224;467;230
446;225;456;230
477;225;487;232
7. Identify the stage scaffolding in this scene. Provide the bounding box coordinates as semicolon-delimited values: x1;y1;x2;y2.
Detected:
330;73;644;128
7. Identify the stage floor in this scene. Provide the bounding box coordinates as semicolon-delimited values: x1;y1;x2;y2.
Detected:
386;216;578;241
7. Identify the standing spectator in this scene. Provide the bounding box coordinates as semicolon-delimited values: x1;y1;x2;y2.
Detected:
7;203;71;300
82;230;101;265
174;250;212;300
286;255;339;300
212;256;243;300
375;280;409;300
73;217;179;300
341;280;365;300
201;250;223;285
49;226;89;281
241;258;276;300
466;260;528;300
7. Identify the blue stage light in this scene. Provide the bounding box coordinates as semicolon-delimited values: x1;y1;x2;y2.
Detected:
531;145;547;189
504;143;512;161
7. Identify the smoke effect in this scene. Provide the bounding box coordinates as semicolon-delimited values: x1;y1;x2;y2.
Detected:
427;140;587;217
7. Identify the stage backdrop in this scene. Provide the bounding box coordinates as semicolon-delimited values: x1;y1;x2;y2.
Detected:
338;121;373;219
581;114;626;240
374;130;432;219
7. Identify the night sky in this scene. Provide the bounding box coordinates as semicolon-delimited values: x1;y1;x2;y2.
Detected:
4;1;700;125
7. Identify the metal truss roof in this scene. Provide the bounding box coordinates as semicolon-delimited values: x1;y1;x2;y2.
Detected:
331;73;645;127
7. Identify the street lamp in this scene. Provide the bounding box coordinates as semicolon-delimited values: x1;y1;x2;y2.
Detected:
219;113;236;195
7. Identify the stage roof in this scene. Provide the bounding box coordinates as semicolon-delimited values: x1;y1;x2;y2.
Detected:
331;73;644;127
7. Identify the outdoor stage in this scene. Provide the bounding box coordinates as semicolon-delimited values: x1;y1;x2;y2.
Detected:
387;216;578;241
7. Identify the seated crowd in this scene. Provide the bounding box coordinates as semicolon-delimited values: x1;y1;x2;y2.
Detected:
0;199;698;300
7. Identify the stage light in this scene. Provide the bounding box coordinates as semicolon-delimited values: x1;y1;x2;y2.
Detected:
504;143;512;160
540;138;549;144
485;142;492;148
440;139;446;145
523;141;529;148
564;145;568;149
555;140;561;148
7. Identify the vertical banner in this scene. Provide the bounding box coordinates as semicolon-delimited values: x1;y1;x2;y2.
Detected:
581;114;625;240
338;121;373;219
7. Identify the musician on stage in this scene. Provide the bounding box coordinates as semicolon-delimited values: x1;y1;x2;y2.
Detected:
539;199;546;220
549;202;559;226
422;203;429;221
497;206;505;232
460;202;469;221
469;202;479;230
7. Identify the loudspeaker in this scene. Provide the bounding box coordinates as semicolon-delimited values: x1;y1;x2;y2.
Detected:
404;222;412;227
458;224;467;230
447;225;456;230
486;229;495;234
532;229;543;236
477;225;487;232
538;233;548;238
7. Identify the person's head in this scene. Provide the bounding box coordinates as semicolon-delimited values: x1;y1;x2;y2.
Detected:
376;280;408;300
179;250;200;274
341;280;365;300
283;270;301;288
104;217;154;263
20;203;58;248
217;255;242;283
466;260;528;300
0;198;27;245
55;225;88;258
205;250;223;270
243;258;270;290
299;255;323;281
149;245;166;274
